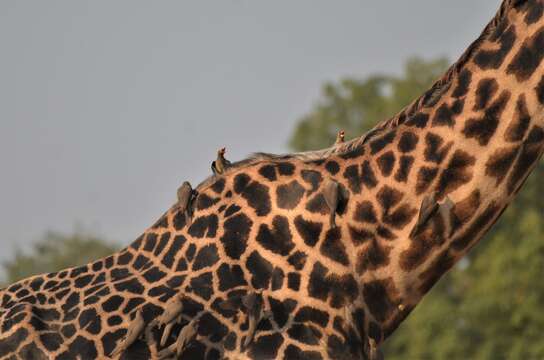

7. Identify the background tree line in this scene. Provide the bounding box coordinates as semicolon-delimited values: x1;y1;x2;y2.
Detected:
3;57;543;359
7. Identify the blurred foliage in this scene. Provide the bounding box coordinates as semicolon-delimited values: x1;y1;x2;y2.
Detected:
290;56;544;359
289;57;449;151
2;231;118;285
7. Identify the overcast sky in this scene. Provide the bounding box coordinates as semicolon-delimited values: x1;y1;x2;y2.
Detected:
0;1;500;263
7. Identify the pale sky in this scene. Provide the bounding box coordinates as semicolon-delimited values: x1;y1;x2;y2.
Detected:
0;1;499;264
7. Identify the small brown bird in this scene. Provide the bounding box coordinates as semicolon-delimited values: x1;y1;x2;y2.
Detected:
211;147;231;175
410;191;439;237
157;295;184;346
158;295;184;326
110;309;146;357
176;181;196;222
242;292;265;349
335;130;345;145
323;179;340;228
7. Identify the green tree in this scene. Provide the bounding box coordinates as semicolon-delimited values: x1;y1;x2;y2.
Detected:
2;231;119;285
289;56;544;359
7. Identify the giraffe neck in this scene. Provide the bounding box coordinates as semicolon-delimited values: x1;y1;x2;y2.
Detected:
352;0;544;339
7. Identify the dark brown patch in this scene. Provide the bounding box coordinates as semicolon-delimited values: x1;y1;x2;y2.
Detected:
522;1;544;24
452;69;472;98
418;250;455;294
294;216;323;247
436;149;476;196
362;278;399;322
400;209;447;271
348;226;375;246
452;202;502;251
394;155;414;183
356;240;391;274
416;167;438;195
370;130;396;155
432;102;456;127
398;131;419;153
377;151;396;177
256;216;295;256
537;75;544;104
343;165;363;194
276;180;306;209
343;161;377;194
383;204;418;230
196;193;220;211
301;170;323;193
340;147;365;160
220;213;253;260
308;262;358;308
361;160;378;189
473;78;499;111
246;251;274;289
451;190;481;233
325;161;341;175
233;174;272;217
259;165;277;181
376;186;403;215
377;225;396;241
305;193;329;214
485;146;520;185
505;94;531;142
354;201;378;224
506;27;544;82
405;113;429;128
474;25;516;70
320;228;350;266
211;178;226;194
507;126;544;194
424;133;453;164
463;90;511;146
277;162;296;176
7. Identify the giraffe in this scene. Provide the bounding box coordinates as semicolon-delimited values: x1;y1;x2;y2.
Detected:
1;0;544;358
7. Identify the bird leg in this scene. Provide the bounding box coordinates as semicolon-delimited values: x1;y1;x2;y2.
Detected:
323;179;340;228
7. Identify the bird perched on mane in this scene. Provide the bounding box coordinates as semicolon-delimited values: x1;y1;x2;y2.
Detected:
211;147;231;175
335;130;345;144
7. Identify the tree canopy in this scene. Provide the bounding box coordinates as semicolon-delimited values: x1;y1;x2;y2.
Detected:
290;56;544;359
2;231;118;285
